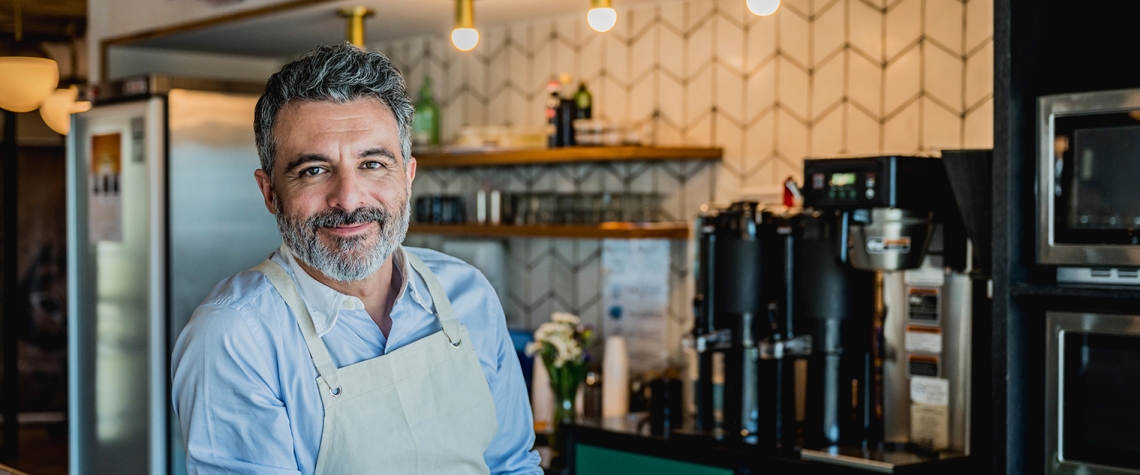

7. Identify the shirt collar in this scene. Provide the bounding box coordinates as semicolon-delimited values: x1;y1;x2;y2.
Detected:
277;245;419;337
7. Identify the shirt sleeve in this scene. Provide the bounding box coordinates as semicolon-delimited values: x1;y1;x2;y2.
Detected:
476;280;544;475
171;303;302;475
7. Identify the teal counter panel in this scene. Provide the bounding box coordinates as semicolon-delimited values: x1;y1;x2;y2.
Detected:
575;443;734;475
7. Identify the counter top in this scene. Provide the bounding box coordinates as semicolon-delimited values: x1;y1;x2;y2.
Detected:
564;415;974;475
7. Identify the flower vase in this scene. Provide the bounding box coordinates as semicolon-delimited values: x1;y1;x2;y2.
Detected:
547;366;582;466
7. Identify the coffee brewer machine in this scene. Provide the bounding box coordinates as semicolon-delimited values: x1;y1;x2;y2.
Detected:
690;202;812;446
690;154;988;469
798;155;976;457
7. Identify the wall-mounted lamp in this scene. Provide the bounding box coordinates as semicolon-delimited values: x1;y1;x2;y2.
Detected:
746;0;780;16
587;0;617;33
338;6;375;48
451;0;479;52
40;86;90;135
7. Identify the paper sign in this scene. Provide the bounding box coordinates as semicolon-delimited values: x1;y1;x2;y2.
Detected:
601;239;670;374
910;376;950;406
910;403;950;451
90;133;123;242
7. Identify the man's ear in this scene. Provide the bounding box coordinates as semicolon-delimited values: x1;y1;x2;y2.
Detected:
254;169;277;215
406;156;417;185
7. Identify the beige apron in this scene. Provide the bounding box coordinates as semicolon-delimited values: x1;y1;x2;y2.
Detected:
255;253;498;474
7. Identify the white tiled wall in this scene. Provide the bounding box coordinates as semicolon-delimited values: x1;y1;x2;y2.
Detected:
380;0;994;353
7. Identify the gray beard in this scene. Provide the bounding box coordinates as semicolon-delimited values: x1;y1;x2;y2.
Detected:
275;198;411;283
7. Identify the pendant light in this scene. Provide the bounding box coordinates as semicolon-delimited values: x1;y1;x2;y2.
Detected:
0;0;60;113
587;0;618;33
746;0;780;16
338;6;374;48
451;0;479;52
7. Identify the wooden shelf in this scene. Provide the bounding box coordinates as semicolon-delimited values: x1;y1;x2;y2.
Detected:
413;146;723;168
407;222;690;239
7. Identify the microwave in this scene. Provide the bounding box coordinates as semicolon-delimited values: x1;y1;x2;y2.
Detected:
1046;311;1140;475
1038;90;1140;283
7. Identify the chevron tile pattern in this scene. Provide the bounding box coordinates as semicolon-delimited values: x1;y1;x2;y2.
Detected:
383;0;994;346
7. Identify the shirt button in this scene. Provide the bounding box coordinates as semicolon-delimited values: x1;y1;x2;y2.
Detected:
343;300;355;309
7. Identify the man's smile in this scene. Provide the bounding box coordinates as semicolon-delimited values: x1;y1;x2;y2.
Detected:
320;221;378;238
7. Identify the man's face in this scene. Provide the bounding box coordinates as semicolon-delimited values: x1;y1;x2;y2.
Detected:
254;98;416;282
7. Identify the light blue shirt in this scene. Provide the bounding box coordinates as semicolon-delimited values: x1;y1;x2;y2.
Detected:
171;245;541;475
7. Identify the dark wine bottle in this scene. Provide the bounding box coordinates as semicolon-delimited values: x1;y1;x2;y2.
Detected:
574;83;592;119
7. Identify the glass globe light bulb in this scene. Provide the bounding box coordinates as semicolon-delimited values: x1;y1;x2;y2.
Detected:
587;7;618;32
451;27;480;52
746;0;780;16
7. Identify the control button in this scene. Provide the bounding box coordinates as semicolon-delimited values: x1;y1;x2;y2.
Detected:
829;190;836;199
866;188;876;199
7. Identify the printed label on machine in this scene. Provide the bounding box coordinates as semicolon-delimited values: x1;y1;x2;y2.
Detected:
866;236;911;253
910;375;950;406
907;355;940;378
905;325;943;353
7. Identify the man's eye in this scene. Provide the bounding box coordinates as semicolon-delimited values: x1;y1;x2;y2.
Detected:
362;161;384;170
301;167;324;177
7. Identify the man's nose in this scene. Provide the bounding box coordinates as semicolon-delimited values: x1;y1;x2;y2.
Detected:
327;169;367;211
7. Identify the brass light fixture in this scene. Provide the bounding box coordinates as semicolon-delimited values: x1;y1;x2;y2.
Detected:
587;0;617;33
0;0;60;113
338;6;375;48
451;0;479;52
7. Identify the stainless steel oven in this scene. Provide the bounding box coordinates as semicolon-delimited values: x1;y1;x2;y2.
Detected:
1046;311;1140;475
1038;90;1140;283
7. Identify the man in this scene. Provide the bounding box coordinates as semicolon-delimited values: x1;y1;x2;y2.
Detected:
171;44;542;474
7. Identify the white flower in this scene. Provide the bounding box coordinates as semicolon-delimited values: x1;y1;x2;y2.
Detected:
533;322;568;343
551;312;580;325
531;312;589;369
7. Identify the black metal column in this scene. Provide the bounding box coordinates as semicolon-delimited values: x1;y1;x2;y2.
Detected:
1;110;20;460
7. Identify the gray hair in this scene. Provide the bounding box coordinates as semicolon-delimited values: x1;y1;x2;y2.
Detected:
254;43;414;179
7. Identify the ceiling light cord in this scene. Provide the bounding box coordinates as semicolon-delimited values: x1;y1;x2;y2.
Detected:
13;0;21;42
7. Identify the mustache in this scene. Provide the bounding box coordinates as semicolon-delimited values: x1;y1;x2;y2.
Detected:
306;206;391;229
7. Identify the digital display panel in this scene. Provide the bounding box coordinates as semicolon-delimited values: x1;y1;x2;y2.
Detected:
829;173;856;187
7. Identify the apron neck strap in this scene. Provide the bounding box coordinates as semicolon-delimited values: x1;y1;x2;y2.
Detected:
403;252;463;346
254;259;343;397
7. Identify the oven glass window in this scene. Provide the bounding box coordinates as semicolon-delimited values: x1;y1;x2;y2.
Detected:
1062;332;1140;469
1053;113;1140;244
1070;126;1140;229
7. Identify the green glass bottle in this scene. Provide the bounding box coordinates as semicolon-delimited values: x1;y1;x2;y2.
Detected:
413;76;441;147
574;82;592;119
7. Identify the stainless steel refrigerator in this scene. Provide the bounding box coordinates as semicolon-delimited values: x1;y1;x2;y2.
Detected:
67;76;282;475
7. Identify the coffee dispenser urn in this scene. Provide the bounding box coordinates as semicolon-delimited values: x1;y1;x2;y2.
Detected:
793;210;878;448
691;202;810;445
